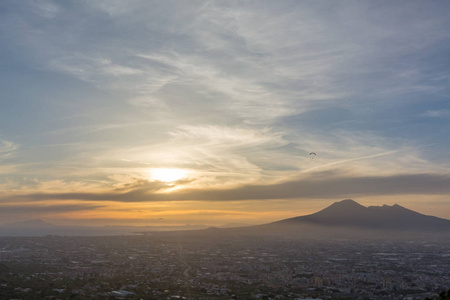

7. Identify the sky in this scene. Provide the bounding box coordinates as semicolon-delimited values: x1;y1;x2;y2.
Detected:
1;0;450;227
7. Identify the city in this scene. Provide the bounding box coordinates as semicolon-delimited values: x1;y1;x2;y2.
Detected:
1;233;449;300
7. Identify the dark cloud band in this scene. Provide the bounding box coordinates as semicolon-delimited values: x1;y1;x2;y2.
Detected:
9;172;450;203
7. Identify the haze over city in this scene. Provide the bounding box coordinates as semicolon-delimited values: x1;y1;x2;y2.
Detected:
1;0;450;228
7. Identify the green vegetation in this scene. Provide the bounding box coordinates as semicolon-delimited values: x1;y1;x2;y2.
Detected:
425;290;450;300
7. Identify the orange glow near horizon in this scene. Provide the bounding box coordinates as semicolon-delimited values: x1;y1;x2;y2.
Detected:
30;199;312;227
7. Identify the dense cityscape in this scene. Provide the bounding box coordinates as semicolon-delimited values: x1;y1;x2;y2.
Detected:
1;233;449;300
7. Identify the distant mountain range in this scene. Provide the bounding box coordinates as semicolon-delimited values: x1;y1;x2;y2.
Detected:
244;199;450;239
272;199;450;231
1;199;449;237
135;199;450;239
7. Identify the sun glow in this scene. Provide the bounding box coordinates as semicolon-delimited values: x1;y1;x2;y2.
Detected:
150;168;188;182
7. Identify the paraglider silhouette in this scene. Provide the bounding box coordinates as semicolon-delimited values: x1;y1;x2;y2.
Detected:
309;152;316;159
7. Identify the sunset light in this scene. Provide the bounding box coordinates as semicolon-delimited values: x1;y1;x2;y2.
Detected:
150;168;188;183
0;0;449;228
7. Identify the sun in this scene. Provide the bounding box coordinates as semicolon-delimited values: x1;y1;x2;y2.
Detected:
150;168;188;182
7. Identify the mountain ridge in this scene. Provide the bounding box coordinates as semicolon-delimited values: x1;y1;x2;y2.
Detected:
270;199;450;232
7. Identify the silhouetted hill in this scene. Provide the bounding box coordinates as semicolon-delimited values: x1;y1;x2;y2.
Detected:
4;219;54;227
144;199;450;241
272;199;450;232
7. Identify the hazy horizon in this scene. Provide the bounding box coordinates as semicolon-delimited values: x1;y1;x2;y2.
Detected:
1;1;450;227
1;199;449;230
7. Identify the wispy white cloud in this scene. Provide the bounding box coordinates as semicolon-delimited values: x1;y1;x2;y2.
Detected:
170;125;284;148
0;139;18;160
422;109;450;118
32;0;60;19
48;55;143;83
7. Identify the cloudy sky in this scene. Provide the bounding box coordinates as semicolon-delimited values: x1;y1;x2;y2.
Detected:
1;0;450;227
